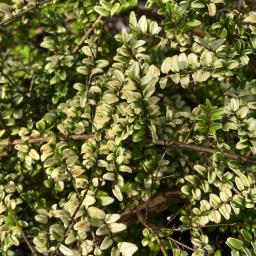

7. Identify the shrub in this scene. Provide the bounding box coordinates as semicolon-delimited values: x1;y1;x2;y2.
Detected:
0;0;256;255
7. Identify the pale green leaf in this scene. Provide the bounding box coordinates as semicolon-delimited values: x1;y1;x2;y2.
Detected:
96;224;109;236
59;244;76;256
129;11;137;27
219;204;231;220
94;6;109;16
186;19;201;28
109;223;127;233
207;3;216;16
105;214;121;224
209;210;221;223
118;242;138;256
230;98;240;112
138;15;148;33
82;46;93;57
200;50;213;67
226;238;243;250
178;53;188;70
100;236;113;250
235;177;245;191
77;66;89;75
243;11;256;24
180;74;190;88
74;220;91;231
112;185;123;201
99;196;115;206
149;21;161;35
111;3;121;16
161;57;172;74
192;70;211;83
88;207;106;220
119;165;132;173
188;53;200;68
191;2;205;8
111;247;121;256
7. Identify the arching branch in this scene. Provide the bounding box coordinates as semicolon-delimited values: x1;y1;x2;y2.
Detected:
0;134;256;164
0;0;53;27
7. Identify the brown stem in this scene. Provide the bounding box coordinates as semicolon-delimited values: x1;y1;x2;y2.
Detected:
72;0;115;53
72;27;94;53
167;237;195;252
12;213;37;256
237;0;243;10
161;222;243;232
0;0;53;27
1;134;256;164
137;213;169;256
145;147;168;218
120;188;182;225
50;174;93;256
0;152;9;158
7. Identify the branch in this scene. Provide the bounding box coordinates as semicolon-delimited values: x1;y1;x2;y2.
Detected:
167;237;195;252
189;27;256;75
161;222;244;232
0;0;53;27
0;152;8;158
72;0;115;53
136;210;196;254
1;134;256;164
12;213;37;256
50;174;94;256
72;26;95;53
137;213;169;256
120;188;182;225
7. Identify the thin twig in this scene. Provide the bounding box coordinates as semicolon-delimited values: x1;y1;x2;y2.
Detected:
237;0;243;11
166;203;186;226
136;211;196;253
66;166;81;200
72;27;94;53
0;0;53;27
0;70;16;86
145;147;168;217
156;174;175;180
0;152;9;158
137;213;169;256
72;0;115;53
12;213;37;256
50;174;93;256
120;188;182;225
1;134;256;164
161;222;243;232
167;237;195;252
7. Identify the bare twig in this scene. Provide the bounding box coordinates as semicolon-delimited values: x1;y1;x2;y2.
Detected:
167;237;195;252
161;222;243;232
72;8;106;53
145;147;168;217
66;166;81;200
50;174;94;256
137;213;169;256
120;188;182;225
72;0;115;53
0;152;9;158
1;134;256;164
0;0;53;27
12;213;37;256
156;174;175;180
0;134;95;146
166;203;186;226
237;0;243;11
72;27;95;53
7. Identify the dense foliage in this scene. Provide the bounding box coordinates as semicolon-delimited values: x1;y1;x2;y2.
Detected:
0;0;256;255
